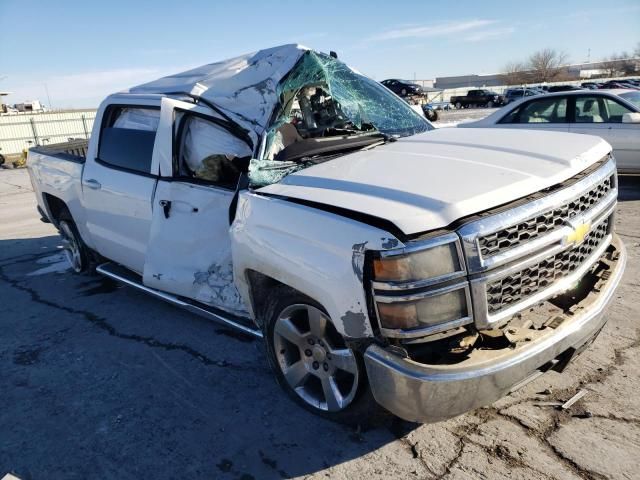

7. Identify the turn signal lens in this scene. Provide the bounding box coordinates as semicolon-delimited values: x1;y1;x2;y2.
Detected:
377;288;468;331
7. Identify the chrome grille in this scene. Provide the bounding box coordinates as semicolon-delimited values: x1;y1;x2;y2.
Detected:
479;175;613;258
486;218;610;314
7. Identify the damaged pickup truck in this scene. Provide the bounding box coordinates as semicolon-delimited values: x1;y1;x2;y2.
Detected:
27;45;626;424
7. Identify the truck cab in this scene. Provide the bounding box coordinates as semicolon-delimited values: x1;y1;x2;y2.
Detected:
27;45;626;424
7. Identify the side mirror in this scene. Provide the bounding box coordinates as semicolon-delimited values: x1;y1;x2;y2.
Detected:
622;112;640;123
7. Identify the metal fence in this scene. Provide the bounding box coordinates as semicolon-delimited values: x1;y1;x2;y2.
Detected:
0;110;97;155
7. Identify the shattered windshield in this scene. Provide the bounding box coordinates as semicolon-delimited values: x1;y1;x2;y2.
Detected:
249;51;432;186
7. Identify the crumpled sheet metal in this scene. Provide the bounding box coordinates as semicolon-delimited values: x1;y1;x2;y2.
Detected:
128;44;308;137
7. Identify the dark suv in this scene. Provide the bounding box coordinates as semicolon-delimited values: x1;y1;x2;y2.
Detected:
381;79;423;97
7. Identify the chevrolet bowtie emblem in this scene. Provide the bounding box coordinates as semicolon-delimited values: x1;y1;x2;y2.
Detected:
564;221;591;246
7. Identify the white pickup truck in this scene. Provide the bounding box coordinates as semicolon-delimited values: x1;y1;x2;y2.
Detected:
27;45;626;424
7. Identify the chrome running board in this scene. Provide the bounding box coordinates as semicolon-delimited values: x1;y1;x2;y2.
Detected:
96;262;262;338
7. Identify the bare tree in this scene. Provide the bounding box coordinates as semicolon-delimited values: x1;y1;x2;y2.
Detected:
503;61;530;85
527;49;568;83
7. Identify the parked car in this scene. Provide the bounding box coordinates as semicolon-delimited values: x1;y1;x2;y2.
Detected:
546;85;583;93
599;81;639;90
504;88;542;104
450;89;504;108
581;82;602;90
460;89;640;173
380;79;423;97
27;45;626;424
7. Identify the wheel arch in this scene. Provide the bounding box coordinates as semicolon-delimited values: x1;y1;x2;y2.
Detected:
42;193;68;226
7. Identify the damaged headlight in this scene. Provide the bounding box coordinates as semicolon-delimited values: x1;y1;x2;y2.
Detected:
371;234;472;338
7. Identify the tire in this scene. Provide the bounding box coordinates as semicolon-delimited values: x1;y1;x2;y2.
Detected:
487;101;494;108
0;154;5;166
455;102;462;109
58;209;90;273
262;285;385;427
400;88;407;96
426;109;438;121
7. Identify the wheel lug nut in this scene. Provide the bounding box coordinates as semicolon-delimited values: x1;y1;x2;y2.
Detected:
312;361;319;370
305;349;312;357
323;363;329;371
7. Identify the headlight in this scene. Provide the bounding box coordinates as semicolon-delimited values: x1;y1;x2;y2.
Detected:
371;234;472;337
372;233;464;285
373;241;462;283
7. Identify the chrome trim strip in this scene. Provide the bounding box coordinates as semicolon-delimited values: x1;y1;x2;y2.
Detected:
374;280;469;303
380;316;473;339
380;232;460;258
371;270;466;291
96;263;263;338
458;158;616;274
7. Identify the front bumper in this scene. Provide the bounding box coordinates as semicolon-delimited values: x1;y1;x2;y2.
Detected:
364;236;626;423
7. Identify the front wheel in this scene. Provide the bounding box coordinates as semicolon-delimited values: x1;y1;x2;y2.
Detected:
263;287;383;425
425;109;438;121
455;102;462;109
487;101;494;108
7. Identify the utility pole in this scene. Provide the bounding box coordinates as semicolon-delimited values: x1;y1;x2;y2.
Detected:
44;83;53;110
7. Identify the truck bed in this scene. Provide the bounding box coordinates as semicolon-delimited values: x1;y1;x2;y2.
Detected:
29;138;88;163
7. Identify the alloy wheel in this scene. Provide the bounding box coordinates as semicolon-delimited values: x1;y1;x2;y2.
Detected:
273;304;359;412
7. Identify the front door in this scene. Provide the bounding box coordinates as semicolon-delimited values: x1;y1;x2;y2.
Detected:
143;98;254;316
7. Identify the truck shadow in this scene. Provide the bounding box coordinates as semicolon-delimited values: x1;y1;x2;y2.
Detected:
0;235;421;480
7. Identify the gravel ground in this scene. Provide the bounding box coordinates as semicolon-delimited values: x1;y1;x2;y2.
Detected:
1;167;639;480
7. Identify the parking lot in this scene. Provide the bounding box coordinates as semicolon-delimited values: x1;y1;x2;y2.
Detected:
1;166;639;480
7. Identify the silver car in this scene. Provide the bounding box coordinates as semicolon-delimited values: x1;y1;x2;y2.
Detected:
460;89;640;173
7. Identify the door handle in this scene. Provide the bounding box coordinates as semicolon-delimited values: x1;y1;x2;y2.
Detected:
83;178;102;190
159;200;172;219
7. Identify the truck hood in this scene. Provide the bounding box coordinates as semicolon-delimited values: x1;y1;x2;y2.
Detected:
258;128;611;236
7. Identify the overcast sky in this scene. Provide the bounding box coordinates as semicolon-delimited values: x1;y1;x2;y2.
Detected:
1;0;638;108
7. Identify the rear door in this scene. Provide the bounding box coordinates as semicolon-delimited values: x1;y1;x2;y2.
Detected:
142;98;253;316
496;96;569;133
82;104;160;273
569;94;640;171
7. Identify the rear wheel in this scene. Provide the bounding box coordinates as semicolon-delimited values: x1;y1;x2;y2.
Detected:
58;209;90;273
263;286;384;426
487;100;494;108
0;153;5;166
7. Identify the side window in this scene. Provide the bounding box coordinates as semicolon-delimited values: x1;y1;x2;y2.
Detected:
504;98;567;124
98;107;160;173
575;97;606;123
602;97;633;123
177;115;253;190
